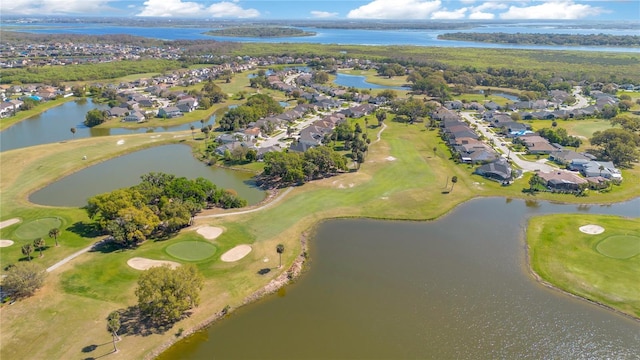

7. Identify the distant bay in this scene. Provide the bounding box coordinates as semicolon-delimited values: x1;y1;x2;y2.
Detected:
3;22;640;53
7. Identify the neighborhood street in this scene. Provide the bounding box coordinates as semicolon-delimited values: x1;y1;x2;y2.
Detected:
459;111;556;173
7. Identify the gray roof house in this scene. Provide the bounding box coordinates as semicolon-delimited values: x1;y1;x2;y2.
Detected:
475;158;513;182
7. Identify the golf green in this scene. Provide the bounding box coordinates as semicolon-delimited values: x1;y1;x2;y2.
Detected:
166;241;217;261
596;235;640;259
14;217;62;240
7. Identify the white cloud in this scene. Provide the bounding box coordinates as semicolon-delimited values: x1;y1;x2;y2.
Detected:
431;7;467;19
500;0;605;20
472;1;507;12
310;10;339;18
469;11;495;19
137;0;259;18
2;0;113;15
347;0;442;19
460;0;477;4
207;1;259;18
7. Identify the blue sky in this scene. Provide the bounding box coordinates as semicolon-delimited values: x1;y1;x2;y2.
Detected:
2;1;639;21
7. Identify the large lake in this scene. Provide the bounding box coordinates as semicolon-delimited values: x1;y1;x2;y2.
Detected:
158;197;640;359
5;22;639;53
29;144;265;207
0;99;218;152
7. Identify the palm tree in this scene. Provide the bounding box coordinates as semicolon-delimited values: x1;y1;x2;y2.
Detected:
70;127;76;138
34;238;45;257
107;311;121;353
190;125;195;139
22;244;33;261
276;244;285;268
49;228;60;247
599;165;605;176
450;176;458;192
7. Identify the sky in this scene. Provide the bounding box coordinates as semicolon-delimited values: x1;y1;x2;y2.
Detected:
1;0;639;21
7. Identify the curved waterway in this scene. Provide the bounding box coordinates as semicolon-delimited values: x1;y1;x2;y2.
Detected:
334;73;410;91
29;144;265;207
0;99;218;151
158;197;640;359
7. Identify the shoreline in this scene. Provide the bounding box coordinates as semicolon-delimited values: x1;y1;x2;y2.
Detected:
145;231;309;360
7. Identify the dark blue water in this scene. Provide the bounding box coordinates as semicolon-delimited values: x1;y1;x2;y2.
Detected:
4;23;639;52
334;73;410;91
0;99;217;151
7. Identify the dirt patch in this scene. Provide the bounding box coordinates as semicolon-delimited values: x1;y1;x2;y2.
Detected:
127;257;180;270
220;245;252;262
579;224;605;235
196;226;223;240
0;240;15;247
0;218;20;229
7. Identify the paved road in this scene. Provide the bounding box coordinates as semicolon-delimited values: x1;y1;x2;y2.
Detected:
460;111;555;173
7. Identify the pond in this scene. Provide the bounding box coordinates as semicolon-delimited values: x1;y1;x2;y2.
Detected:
0;99;219;152
157;197;640;359
29;144;265;207
334;73;410;91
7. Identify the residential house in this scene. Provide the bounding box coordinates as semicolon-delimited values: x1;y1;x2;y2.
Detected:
158;106;182;119
549;150;592;166
107;107;128;117
475;158;513;182
568;160;623;180
123;111;146;123
537;170;587;191
176;97;198;113
518;135;558;154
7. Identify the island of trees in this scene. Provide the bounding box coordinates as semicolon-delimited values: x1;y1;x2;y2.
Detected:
437;32;640;47
204;26;315;38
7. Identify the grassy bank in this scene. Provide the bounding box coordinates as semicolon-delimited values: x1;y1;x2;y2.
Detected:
527;214;640;318
0;96;76;131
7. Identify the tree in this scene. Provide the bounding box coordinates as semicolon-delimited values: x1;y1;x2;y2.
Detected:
70;127;76;138
376;110;387;127
107;311;121;353
190;125;195;139
48;228;61;247
276;244;285;268
136;265;204;325
84;108;108;127
21;244;33;261
450;176;458;192
2;262;46;299
529;173;541;191
590;128;640;167
34;238;45;257
312;71;329;84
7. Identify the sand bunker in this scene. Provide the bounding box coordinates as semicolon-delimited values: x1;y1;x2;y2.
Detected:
127;257;180;270
220;245;252;262
0;218;20;229
196;226;223;240
386;156;397;161
579;224;605;235
0;240;15;247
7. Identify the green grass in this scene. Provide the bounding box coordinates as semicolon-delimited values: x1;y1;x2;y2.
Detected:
166;241;217;261
13;217;62;240
596;235;640;259
528;214;640;318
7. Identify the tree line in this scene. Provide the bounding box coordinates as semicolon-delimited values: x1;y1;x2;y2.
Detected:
218;93;283;132
204;26;315;38
438;32;640;48
86;172;247;248
262;146;347;186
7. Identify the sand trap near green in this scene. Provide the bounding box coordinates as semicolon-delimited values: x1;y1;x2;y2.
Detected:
0;218;20;229
195;226;223;240
14;217;62;240
579;224;605;235
220;244;252;262
0;240;15;247
596;235;640;259
166;241;217;261
127;257;180;271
